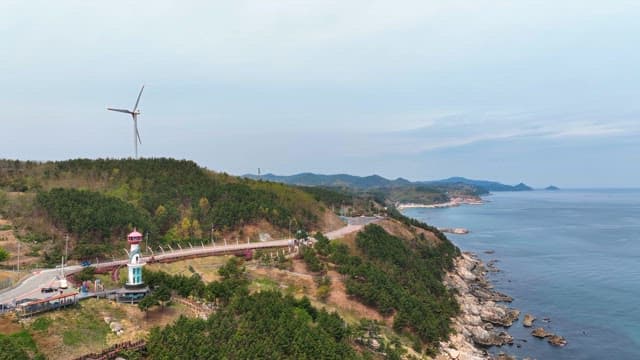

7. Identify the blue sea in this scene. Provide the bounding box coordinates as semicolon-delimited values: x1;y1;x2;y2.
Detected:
403;189;640;360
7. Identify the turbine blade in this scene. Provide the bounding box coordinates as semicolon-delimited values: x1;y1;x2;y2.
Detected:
134;116;142;144
107;108;133;114
133;85;145;112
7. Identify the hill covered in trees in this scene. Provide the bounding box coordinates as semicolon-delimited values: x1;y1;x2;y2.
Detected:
141;212;460;358
243;172;534;209
244;172;532;193
0;158;339;261
244;172;413;189
419;177;533;192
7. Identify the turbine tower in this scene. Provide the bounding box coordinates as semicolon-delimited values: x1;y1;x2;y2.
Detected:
107;85;145;158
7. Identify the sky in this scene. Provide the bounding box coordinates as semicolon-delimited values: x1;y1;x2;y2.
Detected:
1;1;639;188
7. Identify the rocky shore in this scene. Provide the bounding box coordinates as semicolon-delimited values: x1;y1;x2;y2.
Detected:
437;252;520;360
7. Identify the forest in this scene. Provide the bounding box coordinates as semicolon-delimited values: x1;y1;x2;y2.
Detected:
146;291;359;360
0;158;330;259
304;223;460;350
141;258;389;359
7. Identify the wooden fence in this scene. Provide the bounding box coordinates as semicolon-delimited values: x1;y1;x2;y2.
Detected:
73;340;146;360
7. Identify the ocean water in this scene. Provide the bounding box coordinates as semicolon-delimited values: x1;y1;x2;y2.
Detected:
403;189;640;360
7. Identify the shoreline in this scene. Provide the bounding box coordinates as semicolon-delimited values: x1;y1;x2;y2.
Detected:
397;196;484;210
438;252;520;360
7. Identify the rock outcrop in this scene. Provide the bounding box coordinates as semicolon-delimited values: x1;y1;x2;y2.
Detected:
480;304;520;327
547;335;567;347
531;327;552;338
522;314;535;327
531;327;567;346
438;253;519;360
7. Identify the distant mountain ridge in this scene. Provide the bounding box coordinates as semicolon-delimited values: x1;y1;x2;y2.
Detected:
420;177;533;192
243;173;532;192
245;172;412;189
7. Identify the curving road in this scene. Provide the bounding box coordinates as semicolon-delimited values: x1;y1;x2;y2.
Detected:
0;218;377;305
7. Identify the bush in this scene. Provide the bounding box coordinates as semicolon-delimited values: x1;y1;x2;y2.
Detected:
0;247;9;262
75;267;95;282
301;246;324;273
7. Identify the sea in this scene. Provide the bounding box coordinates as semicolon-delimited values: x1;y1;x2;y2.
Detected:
402;189;640;360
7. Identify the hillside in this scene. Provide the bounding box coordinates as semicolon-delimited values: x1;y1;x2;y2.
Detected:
135;215;460;358
0;158;341;262
243;172;532;198
244;172;412;189
1;163;464;358
421;177;533;192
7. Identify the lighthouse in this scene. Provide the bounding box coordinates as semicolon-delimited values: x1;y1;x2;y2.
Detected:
116;229;149;302
126;229;144;287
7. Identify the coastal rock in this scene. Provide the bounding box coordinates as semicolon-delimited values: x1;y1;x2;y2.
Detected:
444;348;460;359
458;267;478;282
493;353;516;360
471;286;513;303
531;327;552;338
463;314;483;326
480;305;520;327
440;253;520;359
486;260;500;273
548;335;567;347
523;314;535;327
439;228;470;235
470;326;513;347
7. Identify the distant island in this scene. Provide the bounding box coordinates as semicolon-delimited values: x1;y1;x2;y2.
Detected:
545;185;560;191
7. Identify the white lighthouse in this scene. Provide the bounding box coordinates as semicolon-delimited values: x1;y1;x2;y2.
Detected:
117;229;149;302
126;229;144;287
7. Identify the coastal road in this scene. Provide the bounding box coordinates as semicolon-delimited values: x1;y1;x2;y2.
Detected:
0;218;378;304
0;266;81;304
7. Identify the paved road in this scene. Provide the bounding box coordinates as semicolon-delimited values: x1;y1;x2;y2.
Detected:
0;266;81;304
0;217;378;304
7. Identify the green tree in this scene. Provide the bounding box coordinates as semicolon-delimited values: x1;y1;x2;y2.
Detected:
75;267;95;282
0;247;9;262
155;285;172;311
138;293;159;318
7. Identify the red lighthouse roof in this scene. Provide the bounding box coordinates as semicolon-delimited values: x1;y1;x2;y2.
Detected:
128;229;143;243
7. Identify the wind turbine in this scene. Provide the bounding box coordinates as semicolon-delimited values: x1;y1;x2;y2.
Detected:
107;85;145;158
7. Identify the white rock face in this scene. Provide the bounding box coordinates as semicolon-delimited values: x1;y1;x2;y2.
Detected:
439;253;518;359
109;321;124;333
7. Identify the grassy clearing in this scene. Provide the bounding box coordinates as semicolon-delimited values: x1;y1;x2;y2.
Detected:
146;255;231;282
0;329;38;351
248;277;279;293
30;317;52;332
25;297;192;360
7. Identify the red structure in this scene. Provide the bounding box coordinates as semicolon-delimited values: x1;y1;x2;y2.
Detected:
17;292;79;317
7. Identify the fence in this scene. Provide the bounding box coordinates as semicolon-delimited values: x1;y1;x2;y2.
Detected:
0;278;11;291
74;340;146;360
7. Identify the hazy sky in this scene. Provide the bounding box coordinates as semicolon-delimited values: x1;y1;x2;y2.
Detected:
1;1;639;188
